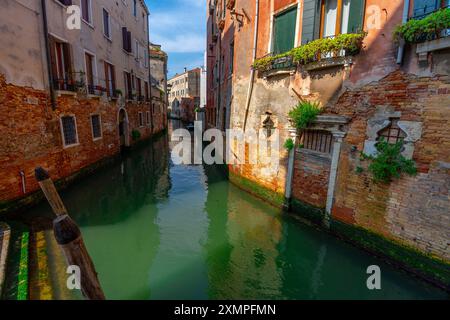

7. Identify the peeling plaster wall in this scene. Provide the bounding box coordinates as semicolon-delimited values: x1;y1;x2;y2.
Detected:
0;0;47;90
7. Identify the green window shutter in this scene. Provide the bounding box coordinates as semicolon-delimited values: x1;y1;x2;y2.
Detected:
413;0;439;18
346;0;366;34
273;7;298;54
301;0;321;45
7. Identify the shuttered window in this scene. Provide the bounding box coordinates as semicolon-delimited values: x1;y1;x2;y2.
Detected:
273;7;298;54
301;0;365;44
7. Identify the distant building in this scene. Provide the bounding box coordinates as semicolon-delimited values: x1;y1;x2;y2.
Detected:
167;68;201;119
149;43;169;133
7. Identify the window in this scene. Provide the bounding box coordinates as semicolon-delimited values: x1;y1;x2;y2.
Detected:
103;9;111;39
122;27;132;52
300;130;333;154
124;71;133;99
144;81;149;101
135;40;140;60
138;112;144;127
136;77;142;100
413;0;443;18
57;0;73;5
301;0;365;45
61;116;78;147
377;120;407;144
272;7;298;54
50;37;73;91
91;115;102;140
104;62;116;97
229;41;234;74
133;0;137;17
85;52;95;93
81;0;92;24
146;111;150;125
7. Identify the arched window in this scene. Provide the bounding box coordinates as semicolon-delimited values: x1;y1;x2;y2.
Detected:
377;119;407;144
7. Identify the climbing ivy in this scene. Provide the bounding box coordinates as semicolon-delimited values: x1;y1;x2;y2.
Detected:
288;101;322;131
361;140;417;184
394;8;450;43
132;129;142;141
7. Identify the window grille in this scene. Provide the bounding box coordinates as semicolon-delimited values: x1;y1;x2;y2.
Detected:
61;116;78;146
300;130;333;154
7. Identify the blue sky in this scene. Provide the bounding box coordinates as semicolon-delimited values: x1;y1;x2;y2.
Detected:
145;0;206;78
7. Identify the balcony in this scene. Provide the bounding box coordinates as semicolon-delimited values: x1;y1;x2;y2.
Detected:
53;78;77;92
252;33;366;77
87;85;106;97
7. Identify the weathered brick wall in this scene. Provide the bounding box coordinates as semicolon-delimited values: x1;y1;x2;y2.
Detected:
0;74;160;205
292;150;331;209
330;70;450;261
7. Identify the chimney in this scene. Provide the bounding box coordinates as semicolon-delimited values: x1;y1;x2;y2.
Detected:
184;67;187;73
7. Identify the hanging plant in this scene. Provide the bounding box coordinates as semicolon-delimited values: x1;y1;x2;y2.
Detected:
394;8;450;43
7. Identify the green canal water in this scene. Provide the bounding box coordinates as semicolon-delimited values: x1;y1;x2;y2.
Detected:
1;122;448;300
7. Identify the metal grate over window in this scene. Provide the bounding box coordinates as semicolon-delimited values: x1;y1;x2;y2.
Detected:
61;116;77;146
377;120;407;144
301;130;333;154
91;115;101;139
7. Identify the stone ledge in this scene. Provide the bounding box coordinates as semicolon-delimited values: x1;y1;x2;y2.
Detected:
303;56;353;72
416;36;450;54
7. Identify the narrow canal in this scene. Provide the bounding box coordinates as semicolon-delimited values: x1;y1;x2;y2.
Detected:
1;121;447;300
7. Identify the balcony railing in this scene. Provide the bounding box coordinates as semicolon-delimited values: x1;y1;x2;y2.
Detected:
53;78;76;92
87;85;106;96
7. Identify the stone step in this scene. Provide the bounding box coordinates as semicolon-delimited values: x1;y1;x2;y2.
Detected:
0;223;11;298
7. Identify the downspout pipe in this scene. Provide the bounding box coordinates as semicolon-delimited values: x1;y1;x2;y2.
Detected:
41;0;56;110
147;13;154;134
243;0;259;132
396;0;410;64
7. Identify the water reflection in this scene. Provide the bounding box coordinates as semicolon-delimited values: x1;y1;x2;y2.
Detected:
1;121;447;300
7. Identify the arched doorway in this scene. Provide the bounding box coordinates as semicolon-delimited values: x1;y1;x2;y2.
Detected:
118;108;130;148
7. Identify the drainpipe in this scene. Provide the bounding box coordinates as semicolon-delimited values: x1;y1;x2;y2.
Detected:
41;0;56;110
396;0;410;64
19;171;26;194
243;0;259;132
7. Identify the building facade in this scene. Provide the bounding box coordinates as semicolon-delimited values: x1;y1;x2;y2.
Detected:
207;0;450;288
0;0;167;212
150;42;169;134
167;68;201;119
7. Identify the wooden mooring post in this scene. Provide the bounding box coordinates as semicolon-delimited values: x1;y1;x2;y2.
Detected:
35;167;105;300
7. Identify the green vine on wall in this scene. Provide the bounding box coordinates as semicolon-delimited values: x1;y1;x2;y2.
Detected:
132;129;142;141
252;32;366;71
360;140;417;184
394;8;450;44
288;101;322;131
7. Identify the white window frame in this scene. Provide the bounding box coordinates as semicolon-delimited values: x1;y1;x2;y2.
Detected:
268;3;301;54
81;0;94;27
102;7;112;40
90;114;103;141
83;49;98;89
60;114;79;148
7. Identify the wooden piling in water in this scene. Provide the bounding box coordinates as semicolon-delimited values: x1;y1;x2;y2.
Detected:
35;167;105;300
